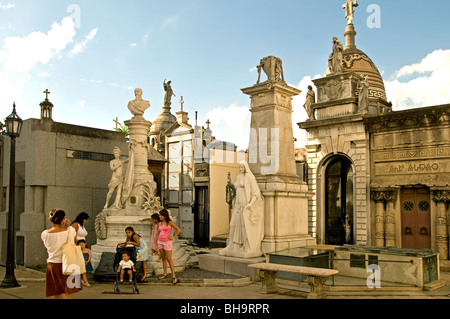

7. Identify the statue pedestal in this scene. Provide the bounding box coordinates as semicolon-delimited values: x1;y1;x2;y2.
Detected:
242;79;316;255
90;208;152;270
258;176;316;254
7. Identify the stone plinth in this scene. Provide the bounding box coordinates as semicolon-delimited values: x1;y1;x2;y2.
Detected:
241;81;300;177
123;117;153;210
90;208;152;270
258;176;316;254
242;79;316;255
312;72;359;120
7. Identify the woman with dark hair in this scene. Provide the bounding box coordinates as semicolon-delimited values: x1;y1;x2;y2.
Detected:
41;209;82;299
71;212;89;242
157;209;181;284
119;226;149;282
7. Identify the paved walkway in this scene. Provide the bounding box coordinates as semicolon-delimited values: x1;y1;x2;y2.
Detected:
1;266;449;300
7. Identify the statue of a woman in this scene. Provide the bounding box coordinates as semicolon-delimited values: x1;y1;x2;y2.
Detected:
220;161;264;258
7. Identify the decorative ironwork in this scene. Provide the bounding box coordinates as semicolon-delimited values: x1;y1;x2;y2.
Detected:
403;201;414;211
418;201;430;211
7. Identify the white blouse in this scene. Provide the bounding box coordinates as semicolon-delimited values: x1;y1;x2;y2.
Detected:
41;226;77;263
75;224;88;241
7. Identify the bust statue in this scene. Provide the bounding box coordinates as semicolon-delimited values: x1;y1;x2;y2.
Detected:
127;88;150;117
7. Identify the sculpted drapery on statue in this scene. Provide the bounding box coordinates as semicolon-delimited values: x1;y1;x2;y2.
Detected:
220;161;264;258
357;74;370;114
104;147;128;209
303;85;316;120
127;88;150;117
256;56;285;84
330;37;344;74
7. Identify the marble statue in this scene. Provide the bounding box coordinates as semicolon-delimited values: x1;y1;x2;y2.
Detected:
104;147;128;209
220;161;264;258
330;37;344;74
343;0;358;25
303;85;316;120
163;79;175;108
256;56;285;84
127;88;150;117
357;74;369;114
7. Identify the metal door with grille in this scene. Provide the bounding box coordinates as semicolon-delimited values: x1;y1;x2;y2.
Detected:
401;187;431;249
194;186;209;247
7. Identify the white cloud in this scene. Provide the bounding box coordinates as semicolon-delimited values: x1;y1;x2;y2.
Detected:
161;15;178;30
385;49;450;109
0;17;76;73
69;28;98;56
204;104;251;151
0;2;14;10
130;42;138;47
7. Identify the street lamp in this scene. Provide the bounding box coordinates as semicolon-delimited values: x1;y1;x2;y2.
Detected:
1;102;22;289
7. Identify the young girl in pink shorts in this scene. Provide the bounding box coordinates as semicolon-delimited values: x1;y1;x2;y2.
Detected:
157;209;181;284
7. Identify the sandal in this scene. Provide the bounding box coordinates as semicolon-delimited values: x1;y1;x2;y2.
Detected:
172;278;178;285
158;274;168;280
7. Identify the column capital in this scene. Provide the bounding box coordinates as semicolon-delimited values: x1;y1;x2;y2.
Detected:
431;190;450;203
370;188;397;203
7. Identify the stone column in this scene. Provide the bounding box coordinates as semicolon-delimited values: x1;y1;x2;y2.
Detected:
344;23;357;51
241;74;315;253
432;190;449;260
371;190;386;247
384;190;398;247
371;188;397;247
123;117;153;210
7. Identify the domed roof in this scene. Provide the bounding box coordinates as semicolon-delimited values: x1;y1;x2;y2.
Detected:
149;110;176;136
342;47;387;102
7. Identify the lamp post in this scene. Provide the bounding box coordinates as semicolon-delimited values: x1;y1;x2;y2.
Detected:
1;102;22;289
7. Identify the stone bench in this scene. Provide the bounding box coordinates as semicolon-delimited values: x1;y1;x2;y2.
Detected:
248;263;339;299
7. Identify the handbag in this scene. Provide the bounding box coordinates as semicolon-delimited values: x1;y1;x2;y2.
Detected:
62;228;86;275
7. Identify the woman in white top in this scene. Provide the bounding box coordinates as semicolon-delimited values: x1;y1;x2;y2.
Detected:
71;212;89;241
41;209;82;299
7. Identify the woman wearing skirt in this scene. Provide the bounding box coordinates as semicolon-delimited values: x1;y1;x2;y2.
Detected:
41;209;82;299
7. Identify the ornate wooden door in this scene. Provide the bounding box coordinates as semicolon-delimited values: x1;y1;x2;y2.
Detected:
401;188;431;249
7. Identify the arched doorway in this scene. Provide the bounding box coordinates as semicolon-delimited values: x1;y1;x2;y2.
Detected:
324;156;354;245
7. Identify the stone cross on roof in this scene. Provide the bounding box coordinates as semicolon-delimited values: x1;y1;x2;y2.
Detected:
343;0;358;24
43;89;51;100
179;96;184;112
206;119;211;129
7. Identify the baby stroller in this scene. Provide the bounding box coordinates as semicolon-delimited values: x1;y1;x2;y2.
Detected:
113;244;140;294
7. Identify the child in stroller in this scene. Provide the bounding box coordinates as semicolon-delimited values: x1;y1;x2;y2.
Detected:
117;250;135;282
114;244;139;294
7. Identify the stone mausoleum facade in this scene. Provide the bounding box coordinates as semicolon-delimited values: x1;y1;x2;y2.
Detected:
298;15;450;260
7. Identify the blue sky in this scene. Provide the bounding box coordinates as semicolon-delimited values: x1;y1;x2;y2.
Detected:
1;0;450;150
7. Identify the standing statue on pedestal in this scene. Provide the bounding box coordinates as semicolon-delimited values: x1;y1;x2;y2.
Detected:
104;147;128;209
163;79;176;109
220;161;264;258
330;37;344;74
303;85;316;120
357;74;370;114
256;56;285;84
128;88;150;117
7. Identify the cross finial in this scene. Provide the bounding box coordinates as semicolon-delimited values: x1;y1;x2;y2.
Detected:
343;0;358;24
179;96;184;112
43;89;51;100
206;119;211;129
113;117;120;130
